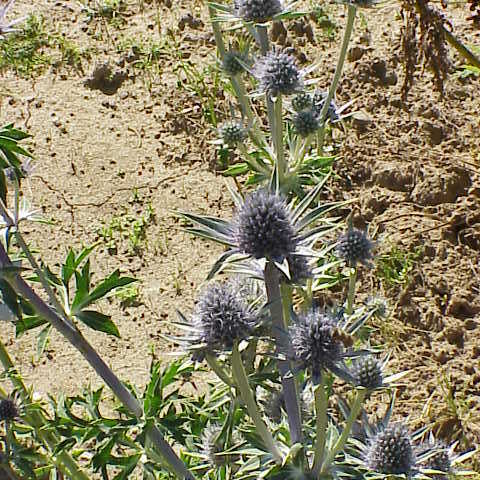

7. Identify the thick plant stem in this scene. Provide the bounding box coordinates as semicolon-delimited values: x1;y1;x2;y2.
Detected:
317;4;357;152
264;261;302;445
273;95;286;185
0;340;89;480
0;245;195;480
231;342;282;463
206;354;235;387
346;266;357;316
207;4;226;57
312;374;328;474
321;388;366;473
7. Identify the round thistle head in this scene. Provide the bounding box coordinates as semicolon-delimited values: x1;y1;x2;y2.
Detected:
222;50;245;76
234;189;297;261
0;398;19;422
233;0;283;23
254;49;302;98
366;424;415;475
293;110;320;137
292;91;312;112
287;254;312;285
336;228;374;267
366;296;389;319
352;356;383;390
290;310;344;382
219;121;247;147
193;282;256;352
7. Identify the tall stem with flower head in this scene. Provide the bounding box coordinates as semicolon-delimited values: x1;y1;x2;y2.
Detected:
264;261;302;445
312;373;329;474
317;4;357;152
0;244;196;480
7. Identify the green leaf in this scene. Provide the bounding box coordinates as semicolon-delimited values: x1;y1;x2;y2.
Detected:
15;315;48;336
37;324;52;358
0;278;22;320
75;310;120;337
222;162;249;176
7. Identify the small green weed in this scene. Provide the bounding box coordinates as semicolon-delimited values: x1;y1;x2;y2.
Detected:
81;0;127;26
309;4;337;41
114;284;141;307
0;15;51;76
97;203;156;255
376;244;422;287
455;45;480;78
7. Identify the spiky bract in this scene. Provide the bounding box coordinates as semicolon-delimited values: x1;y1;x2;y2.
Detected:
222;50;245;76
219;121;247;147
290;310;344;382
366;424;415;475
293;110;320;137
233;0;283;23
352;356;383;390
312;90;340;123
193;282;256;354
201;425;227;467
0;398;18;422
254;49;302;97
234;189;297;261
336;228;374;267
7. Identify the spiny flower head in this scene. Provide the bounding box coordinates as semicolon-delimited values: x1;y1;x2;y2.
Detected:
233;189;297;262
233;0;283;23
218;120;247;147
222;50;246;76
287;254;312;285
312;90;340;123
428;448;451;480
292;91;312;112
293;109;320;137
365;424;415;475
254;48;302;98
0;398;19;422
336;227;374;267
352;356;383;390
290;309;345;383
192;282;256;354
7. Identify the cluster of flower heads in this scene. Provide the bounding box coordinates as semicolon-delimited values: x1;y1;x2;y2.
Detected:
233;0;283;23
191;281;257;359
253;48;302;98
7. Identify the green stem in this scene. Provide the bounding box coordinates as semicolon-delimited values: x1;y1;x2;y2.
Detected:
206;354;235;387
264;262;302;445
273;95;286;186
231;342;282;463
346;267;357;316
312;373;328;474
207;4;226;57
321;389;366;473
239;143;270;177
0;340;89;480
317;4;357;152
0;245;195;480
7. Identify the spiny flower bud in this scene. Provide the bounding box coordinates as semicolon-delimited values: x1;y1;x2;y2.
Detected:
234;189;297;261
290;310;344;382
336;228;374;267
292;91;312;111
193;282;256;352
254;49;302;97
222;50;245;76
366;424;415;475
219;121;247;147
233;0;283;23
293;110;320;137
0;398;18;422
352;356;383;390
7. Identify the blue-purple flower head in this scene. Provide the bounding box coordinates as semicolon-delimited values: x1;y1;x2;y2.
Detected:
292;91;313;112
336;227;374;267
293;109;320;137
287;254;312;285
427;447;452;480
218;120;247;147
222;50;246;76
233;189;297;262
233;0;283;23
352;356;383;391
290;309;346;383
254;48;302;98
312;90;341;123
0;397;19;422
365;424;415;475
192;282;256;356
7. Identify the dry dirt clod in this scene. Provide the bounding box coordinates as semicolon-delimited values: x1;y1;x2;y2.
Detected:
84;63;128;96
178;13;203;31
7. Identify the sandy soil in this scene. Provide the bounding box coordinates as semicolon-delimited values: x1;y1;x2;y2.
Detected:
0;0;479;469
